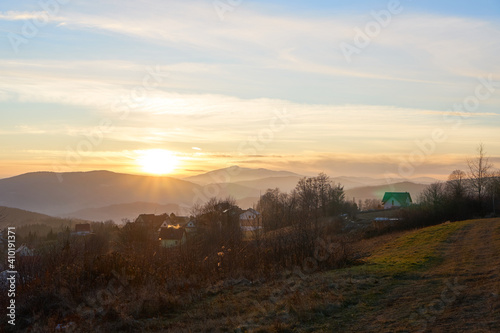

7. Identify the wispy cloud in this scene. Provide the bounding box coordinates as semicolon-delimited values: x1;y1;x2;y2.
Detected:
0;11;62;21
1;1;499;178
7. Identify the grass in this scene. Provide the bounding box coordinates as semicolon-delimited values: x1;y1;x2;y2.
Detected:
9;218;499;332
146;220;484;332
351;219;474;276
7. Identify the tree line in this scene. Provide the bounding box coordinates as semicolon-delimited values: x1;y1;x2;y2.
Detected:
402;144;500;228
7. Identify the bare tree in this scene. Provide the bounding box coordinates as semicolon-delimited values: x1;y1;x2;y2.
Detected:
467;144;493;201
295;177;319;223
315;172;331;218
489;169;500;215
420;182;446;207
446;169;467;199
363;198;382;210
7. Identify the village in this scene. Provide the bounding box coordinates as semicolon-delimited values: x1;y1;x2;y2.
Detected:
0;190;413;267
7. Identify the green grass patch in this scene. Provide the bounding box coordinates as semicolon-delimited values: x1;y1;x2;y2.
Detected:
358;220;473;275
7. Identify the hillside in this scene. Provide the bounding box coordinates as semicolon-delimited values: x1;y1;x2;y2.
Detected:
0;206;82;229
0;206;52;228
64;202;189;223
144;218;500;331
0;171;202;217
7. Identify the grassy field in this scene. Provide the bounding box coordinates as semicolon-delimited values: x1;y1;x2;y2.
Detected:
137;218;500;332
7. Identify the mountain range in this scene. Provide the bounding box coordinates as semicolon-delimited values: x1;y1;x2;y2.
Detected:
0;166;435;224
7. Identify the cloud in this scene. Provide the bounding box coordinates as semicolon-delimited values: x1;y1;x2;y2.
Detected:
1;1;499;179
0;11;59;21
43;2;499;81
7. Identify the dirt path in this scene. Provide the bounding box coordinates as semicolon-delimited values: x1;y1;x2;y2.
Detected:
347;219;500;332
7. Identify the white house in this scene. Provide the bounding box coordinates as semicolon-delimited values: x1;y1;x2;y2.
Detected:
239;209;263;240
382;192;412;209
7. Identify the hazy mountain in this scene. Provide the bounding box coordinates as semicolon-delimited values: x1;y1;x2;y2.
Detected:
236;197;260;210
344;182;428;204
0;206;85;228
184;166;302;185
233;176;303;193
185;166;438;190
64;202;189;223
0;171;202;217
332;176;439;190
0;206;52;228
203;183;261;201
0;168;435;222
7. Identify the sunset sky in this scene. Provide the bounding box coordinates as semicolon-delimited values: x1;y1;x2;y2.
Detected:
1;0;499;180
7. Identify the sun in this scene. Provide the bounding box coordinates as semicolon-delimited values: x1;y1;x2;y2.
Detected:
137;149;179;175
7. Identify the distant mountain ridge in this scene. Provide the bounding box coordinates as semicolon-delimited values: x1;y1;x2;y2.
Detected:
0;167;434;223
0;170;202;217
183;166;302;185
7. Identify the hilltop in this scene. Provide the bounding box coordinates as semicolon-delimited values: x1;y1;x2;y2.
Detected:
0;206;70;229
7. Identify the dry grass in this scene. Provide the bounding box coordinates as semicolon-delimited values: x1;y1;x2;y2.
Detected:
4;218;499;332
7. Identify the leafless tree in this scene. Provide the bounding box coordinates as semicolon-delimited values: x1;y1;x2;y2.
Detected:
315;172;331;217
467;144;493;201
420;182;446;207
363;198;382;210
446;169;467;198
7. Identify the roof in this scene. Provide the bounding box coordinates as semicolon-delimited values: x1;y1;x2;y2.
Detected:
382;192;413;205
16;244;34;256
170;216;190;225
135;214;168;226
240;209;260;219
159;227;186;240
75;223;91;233
240;209;262;227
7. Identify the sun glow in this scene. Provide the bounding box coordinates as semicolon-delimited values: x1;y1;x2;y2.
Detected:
137;149;179;175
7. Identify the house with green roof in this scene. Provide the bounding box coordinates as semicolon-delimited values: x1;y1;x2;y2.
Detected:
382;192;412;209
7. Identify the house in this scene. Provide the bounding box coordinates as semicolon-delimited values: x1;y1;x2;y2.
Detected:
158;227;187;248
156;215;194;232
74;223;92;236
168;214;190;226
15;244;34;256
239;209;263;240
382;192;412;209
185;219;199;233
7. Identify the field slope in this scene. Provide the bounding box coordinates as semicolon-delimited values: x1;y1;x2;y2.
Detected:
145;218;500;332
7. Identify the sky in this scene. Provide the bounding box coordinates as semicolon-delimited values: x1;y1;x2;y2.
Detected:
1;0;499;180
